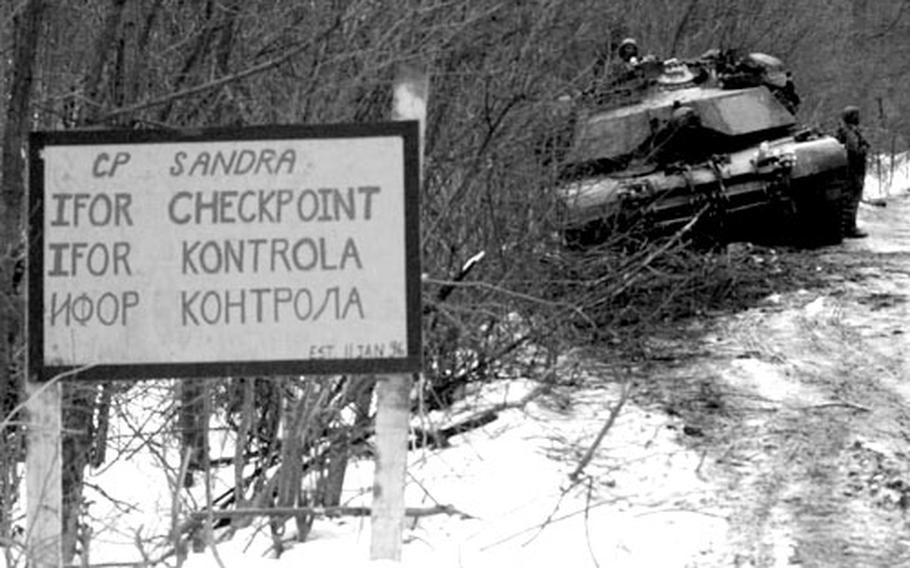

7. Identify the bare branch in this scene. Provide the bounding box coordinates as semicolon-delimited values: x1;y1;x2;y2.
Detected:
94;37;320;125
568;378;633;482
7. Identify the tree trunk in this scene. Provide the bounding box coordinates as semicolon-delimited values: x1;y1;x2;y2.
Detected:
61;383;95;562
0;0;45;556
81;0;128;125
178;380;206;486
851;0;870;104
319;376;375;507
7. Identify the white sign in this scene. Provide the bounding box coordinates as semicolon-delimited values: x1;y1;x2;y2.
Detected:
29;124;421;380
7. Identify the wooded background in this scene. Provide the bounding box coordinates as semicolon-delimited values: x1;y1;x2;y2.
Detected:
1;0;908;563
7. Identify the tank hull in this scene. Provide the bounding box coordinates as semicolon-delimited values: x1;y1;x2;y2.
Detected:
558;135;848;247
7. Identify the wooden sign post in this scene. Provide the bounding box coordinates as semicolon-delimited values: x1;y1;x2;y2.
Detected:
24;379;62;567
370;63;428;562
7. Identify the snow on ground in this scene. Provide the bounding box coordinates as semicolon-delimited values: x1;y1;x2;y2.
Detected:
73;373;727;568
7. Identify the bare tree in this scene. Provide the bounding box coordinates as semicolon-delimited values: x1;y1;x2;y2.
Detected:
0;0;46;562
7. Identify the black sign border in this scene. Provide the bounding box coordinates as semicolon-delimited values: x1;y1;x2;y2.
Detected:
28;122;422;381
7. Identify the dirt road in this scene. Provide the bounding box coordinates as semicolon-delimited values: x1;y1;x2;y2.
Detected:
643;195;910;566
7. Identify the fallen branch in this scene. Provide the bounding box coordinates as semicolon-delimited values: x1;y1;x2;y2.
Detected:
486;496;621;551
569;379;633;482
413;381;552;449
70;498;450;568
800;400;871;413
411;412;498;449
605;205;710;301
63;563;155;568
187;504;471;522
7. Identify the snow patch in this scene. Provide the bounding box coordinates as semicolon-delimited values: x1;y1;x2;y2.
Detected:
865;152;910;199
47;373;732;568
729;358;825;406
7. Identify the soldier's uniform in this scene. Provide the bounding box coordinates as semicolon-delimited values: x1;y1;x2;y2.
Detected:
835;106;869;238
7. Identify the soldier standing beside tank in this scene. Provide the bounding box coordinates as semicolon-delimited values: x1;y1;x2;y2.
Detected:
835;106;869;238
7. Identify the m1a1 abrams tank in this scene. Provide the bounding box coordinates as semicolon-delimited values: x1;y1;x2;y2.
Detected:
556;52;849;248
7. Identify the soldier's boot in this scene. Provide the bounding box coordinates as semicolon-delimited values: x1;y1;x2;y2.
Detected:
843;189;867;238
840;191;853;234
